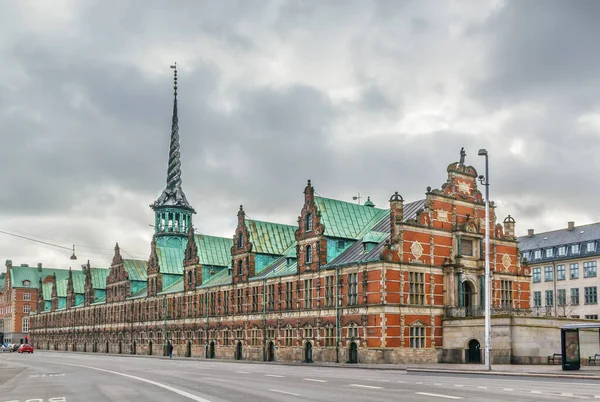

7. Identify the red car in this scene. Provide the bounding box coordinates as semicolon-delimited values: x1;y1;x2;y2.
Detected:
18;344;34;353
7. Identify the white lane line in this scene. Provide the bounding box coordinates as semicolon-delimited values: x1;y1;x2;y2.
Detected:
265;374;284;378
530;390;542;394
561;393;574;397
503;388;514;391
269;389;300;397
350;384;383;389
41;360;212;402
304;378;327;383
454;385;464;388
477;386;487;389
434;383;442;386
236;371;249;374
415;392;463;400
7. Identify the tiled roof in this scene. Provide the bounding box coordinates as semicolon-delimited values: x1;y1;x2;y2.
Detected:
324;199;425;268
42;282;53;301
72;271;85;294
195;234;232;267
90;268;109;289
129;286;148;300
9;266;70;289
315;196;389;240
123;259;148;281
156;247;184;275
159;277;184;295
251;257;297;281
245;219;296;255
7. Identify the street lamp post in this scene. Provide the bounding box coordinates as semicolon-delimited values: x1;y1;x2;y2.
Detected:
478;148;492;371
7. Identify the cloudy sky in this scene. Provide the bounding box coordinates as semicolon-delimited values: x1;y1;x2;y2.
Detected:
1;0;598;271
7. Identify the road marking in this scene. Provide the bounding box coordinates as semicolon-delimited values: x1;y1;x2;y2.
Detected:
265;374;284;378
269;389;300;397
434;383;442;386
350;384;382;389
503;388;514;391
454;385;464;388
477;386;487;389
41;360;213;402
530;390;542;394
235;371;249;374
561;393;574;397
415;392;463;400
304;378;327;383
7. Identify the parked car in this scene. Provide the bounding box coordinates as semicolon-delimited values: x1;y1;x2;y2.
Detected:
1;344;10;353
12;344;21;352
18;344;34;354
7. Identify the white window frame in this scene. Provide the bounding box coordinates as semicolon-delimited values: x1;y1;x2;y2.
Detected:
23;293;31;301
23;305;30;313
534;250;542;259
587;242;596;253
558;246;566;256
571;244;580;254
22;317;29;332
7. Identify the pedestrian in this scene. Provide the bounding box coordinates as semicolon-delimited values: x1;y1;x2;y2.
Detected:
167;340;174;359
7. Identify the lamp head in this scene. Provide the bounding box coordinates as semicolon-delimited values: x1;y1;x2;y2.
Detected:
478;149;488;156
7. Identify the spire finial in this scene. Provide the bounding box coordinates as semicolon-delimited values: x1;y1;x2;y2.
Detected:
166;63;182;190
171;62;177;97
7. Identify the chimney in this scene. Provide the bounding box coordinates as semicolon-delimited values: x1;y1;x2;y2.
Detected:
527;229;534;237
568;221;575;231
37;263;42;271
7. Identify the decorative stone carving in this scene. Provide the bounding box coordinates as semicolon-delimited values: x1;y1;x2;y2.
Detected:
502;253;511;271
411;241;423;261
437;209;449;222
457;180;470;195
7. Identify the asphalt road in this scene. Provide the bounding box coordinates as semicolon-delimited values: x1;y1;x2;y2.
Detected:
1;351;600;401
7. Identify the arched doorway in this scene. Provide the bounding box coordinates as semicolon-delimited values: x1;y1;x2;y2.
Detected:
304;342;313;363
105;341;109;353
267;341;275;362
209;341;215;359
186;341;192;358
83;342;87;352
148;341;153;356
235;342;243;360
463;281;474;315
93;342;97;353
132;341;136;355
348;342;358;364
466;339;481;363
118;341;122;354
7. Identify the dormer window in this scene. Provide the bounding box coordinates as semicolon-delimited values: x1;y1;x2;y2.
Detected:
558;246;566;256
305;245;313;263
22;280;31;288
571;244;580;254
237;233;244;249
187;270;193;287
545;248;554;258
587;241;596;253
363;243;376;253
534;250;542;259
305;213;313;232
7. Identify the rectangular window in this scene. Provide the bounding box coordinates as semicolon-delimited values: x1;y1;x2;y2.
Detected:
347;325;358;339
267;284;275;311
500;280;513;307
23;293;31;301
584;261;597;278
460;239;473;256
348;273;358;306
545;248;554;258
534;250;542;259
584;286;598;305
556;265;566;281
325;276;335;307
266;328;275;339
532;268;541;283
223;291;229;315
237;288;243;313
251;328;260;346
223;330;229;346
304;279;312;309
570;263;579;279
558;246;567;256
324;327;335;346
409;326;426;349
557;289;566;306
571;244;580;254
285;282;293;310
303;326;313;338
571;288;580;305
586;315;599;320
409;272;425;305
209;292;216;315
285;327;293;346
533;291;542;307
545;290;553;307
587;242;596;252
253;287;259;312
22;317;29;332
23;305;30;313
544;266;553;282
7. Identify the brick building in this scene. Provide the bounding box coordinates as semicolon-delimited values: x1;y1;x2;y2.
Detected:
28;69;529;363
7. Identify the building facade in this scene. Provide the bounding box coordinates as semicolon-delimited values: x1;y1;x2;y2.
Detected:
27;69;529;364
520;222;600;320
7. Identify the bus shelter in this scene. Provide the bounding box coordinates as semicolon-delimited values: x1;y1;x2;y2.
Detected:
561;323;600;371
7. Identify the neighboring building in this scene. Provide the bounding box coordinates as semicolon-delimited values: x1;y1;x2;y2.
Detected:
520;222;600;320
28;68;535;364
0;263;72;344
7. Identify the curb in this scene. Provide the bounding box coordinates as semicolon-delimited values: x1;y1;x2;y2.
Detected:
406;367;600;381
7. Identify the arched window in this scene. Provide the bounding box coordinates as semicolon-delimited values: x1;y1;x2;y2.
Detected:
187;270;193;287
237;232;244;249
305;213;313;232
305;245;313;263
237;260;243;276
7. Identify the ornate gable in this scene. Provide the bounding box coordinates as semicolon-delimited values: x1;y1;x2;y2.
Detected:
84;260;95;307
184;226;199;266
295;180;324;241
295;180;326;273
147;238;161;275
106;243;131;302
231;205;255;283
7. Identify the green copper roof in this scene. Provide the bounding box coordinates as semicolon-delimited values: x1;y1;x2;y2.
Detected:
9;266;70;289
245;219;297;255
194;234;232;267
56;279;67;298
315;196;388;240
42;282;53;301
72;271;86;294
159;277;184;295
156;247;184;275
283;242;297;259
123;259;148;281
251;257;297;281
362;231;389;244
90;268;109;289
200;267;231;288
129;286;148;300
364;196;375;207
